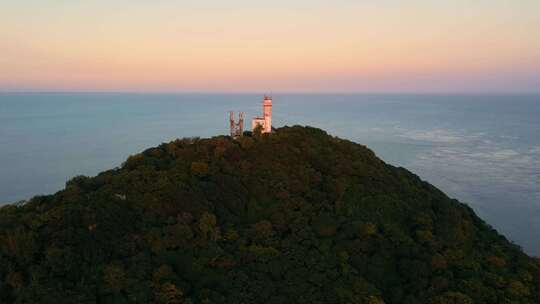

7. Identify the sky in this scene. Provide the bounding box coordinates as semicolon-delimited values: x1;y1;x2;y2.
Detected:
1;0;539;93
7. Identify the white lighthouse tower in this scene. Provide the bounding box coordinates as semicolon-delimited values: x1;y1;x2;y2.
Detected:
252;95;273;133
262;95;272;133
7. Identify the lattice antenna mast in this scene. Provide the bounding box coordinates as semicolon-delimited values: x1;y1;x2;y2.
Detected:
229;111;244;138
229;111;235;137
237;112;244;136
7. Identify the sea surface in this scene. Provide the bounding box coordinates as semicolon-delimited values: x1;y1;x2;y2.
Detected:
1;93;539;255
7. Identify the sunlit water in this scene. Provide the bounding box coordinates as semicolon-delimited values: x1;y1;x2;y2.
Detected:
1;93;539;255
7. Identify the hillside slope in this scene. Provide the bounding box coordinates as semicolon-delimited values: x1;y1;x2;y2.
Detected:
1;126;539;304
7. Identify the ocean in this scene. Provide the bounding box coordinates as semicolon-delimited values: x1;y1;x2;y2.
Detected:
1;93;539;255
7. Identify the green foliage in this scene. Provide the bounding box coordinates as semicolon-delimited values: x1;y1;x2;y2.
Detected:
0;125;539;303
190;162;209;177
431;292;473;304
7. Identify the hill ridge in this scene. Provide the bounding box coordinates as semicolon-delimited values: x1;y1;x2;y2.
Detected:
0;125;538;304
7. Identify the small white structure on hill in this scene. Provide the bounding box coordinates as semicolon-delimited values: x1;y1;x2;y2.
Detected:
251;95;272;133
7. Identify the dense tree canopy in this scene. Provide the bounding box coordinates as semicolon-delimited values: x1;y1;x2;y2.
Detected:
1;126;539;303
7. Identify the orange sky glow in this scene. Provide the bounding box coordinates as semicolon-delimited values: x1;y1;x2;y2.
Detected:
1;1;539;92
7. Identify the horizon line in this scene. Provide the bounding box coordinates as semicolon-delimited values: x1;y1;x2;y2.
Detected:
1;90;540;96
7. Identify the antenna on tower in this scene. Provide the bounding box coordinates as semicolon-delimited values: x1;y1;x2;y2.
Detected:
229;111;244;138
238;112;244;136
229;111;235;137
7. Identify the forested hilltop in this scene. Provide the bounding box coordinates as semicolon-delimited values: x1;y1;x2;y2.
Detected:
1;126;539;304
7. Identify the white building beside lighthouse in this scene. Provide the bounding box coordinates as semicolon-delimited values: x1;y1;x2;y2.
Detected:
251;95;272;133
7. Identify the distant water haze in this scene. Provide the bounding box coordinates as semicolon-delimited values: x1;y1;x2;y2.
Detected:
1;93;539;256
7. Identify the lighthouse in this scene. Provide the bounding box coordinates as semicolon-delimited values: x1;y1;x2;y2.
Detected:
252;95;273;133
262;95;272;133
